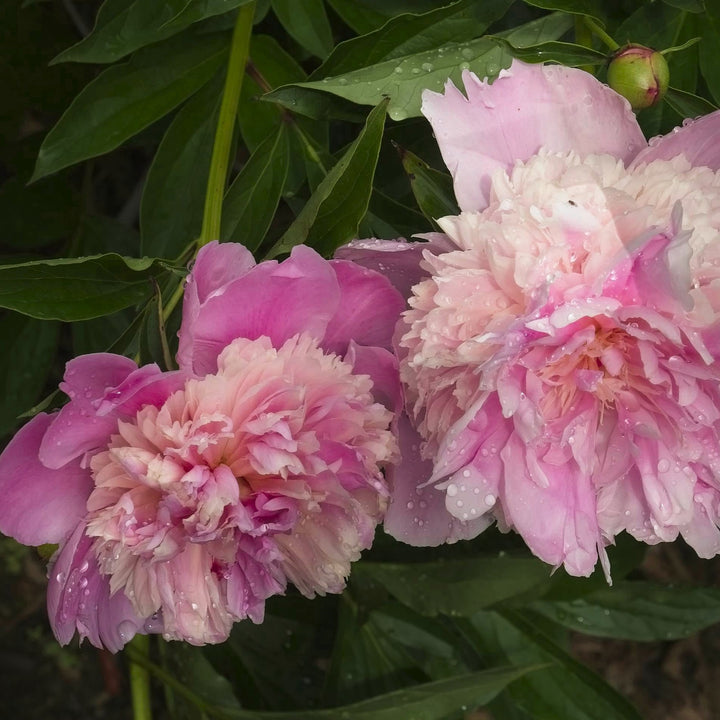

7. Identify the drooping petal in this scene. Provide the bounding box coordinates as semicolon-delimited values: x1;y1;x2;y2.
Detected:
47;522;144;652
501;434;601;577
323;260;406;355
384;415;489;545
422;60;646;212
631;109;720;171
0;413;92;545
178;245;340;375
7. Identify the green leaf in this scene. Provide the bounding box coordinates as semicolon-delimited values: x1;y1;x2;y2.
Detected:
240;35;307;150
0;254;177;321
700;22;720;105
614;3;685;49
271;0;334;59
466;611;642;720
267;99;388;258
356;555;551;617
31;30;228;181
661;0;705;11
0;314;60;436
140;73;223;259
221;125;290;251
326;0;388;34
520;0;606;24
53;0;252;64
494;38;608;66
496;12;575;47
363;190;430;239
217;665;539;720
396;145;459;223
266;37;512;121
314;0;514;78
531;581;720;641
664;86;718;116
325;597;421;706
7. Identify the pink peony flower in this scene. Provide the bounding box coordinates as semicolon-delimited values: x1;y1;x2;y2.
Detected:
346;59;720;579
0;243;402;649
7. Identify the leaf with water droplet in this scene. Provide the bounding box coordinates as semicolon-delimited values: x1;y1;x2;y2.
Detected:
265;37;512;121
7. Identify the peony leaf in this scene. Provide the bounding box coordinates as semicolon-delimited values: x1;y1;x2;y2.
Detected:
267;99;388;258
0;254;178;321
221;125;290;251
395;145;459;225
531;581;720;641
313;0;514;78
266;37;511;121
31;31;228;181
465;610;643;720
356;556;551;617
270;0;334;59
0;315;60;437
140;73;223;259
520;0;606;24
325;0;388;34
52;0;253;64
664;86;718;117
493;38;608;66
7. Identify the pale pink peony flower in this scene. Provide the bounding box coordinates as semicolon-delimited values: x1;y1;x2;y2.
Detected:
345;59;720;578
0;243;402;649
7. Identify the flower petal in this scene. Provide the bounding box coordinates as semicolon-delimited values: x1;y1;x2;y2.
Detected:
47;522;144;652
631;109;720;171
178;245;340;375
334;236;456;298
422;60;646;212
177;241;257;371
0;414;92;545
323;260;405;354
501;433;601;577
384;415;489;545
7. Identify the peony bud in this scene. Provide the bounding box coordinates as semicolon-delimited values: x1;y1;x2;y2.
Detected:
607;44;669;111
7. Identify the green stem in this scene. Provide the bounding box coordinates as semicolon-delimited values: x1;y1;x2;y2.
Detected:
198;2;256;247
583;16;619;52
129;634;153;720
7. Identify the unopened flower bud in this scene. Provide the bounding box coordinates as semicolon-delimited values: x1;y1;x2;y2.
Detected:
607;44;669;111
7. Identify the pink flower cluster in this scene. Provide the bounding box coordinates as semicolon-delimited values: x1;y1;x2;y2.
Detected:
0;243;402;649
4;59;720;652
350;60;720;579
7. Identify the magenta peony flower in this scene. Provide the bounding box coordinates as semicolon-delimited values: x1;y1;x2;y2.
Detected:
0;243;402;649
347;59;720;578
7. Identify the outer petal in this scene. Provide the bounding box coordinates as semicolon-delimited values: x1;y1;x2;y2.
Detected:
178;245;340;375
0;413;92;545
422;60;646;212
48;522;144;652
630;110;720;171
384;415;489;545
334;236;456;298
59;353;138;410
177;242;256;371
501;434;601;577
323;260;405;354
345;342;402;414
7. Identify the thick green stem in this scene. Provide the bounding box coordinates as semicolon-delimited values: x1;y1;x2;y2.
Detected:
129;634;153;720
198;2;256;247
584;16;619;52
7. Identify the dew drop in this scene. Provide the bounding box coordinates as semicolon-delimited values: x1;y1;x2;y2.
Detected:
446;483;458;497
117;620;136;642
484;494;496;506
